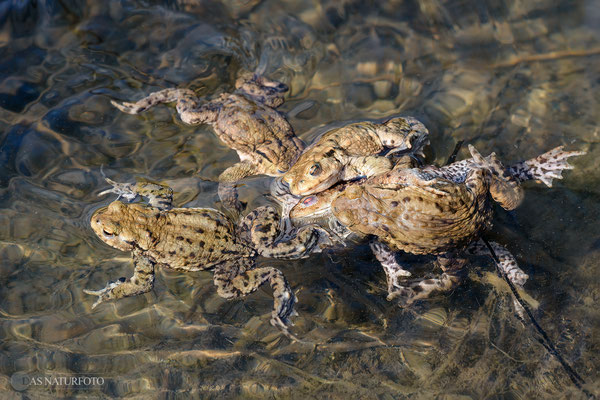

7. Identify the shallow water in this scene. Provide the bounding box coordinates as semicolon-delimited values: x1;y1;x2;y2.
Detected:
1;0;599;398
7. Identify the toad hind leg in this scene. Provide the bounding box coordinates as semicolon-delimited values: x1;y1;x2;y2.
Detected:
111;88;217;125
218;160;259;183
240;206;328;259
467;240;528;287
468;145;524;210
387;255;465;304
84;254;155;309
235;74;288;108
387;272;462;304
508;146;585;187
213;261;298;332
467;240;529;315
370;241;412;297
425;146;584;188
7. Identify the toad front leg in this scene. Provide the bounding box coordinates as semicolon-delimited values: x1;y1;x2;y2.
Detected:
342;156;394;181
213;259;297;333
234;74;289;108
340;117;429;180
374;116;430;157
99;178;174;210
84;253;155;308
217;161;260;216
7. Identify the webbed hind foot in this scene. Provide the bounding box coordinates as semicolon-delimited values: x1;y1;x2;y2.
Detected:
213;261;300;340
467;240;530;317
370;241;412;297
508;146;585;187
387;272;462;305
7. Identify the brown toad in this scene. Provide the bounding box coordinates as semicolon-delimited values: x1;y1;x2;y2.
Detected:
111;73;305;214
289;146;584;304
278;117;429;196
85;179;328;336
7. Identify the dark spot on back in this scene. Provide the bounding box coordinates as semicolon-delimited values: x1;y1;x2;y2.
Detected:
258;223;272;233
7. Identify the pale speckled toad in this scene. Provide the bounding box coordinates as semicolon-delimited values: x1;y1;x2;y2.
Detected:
279;116;429;196
111;73;305;214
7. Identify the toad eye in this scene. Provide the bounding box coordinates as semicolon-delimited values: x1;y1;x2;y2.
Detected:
309;163;321;176
102;229;115;238
301;196;317;207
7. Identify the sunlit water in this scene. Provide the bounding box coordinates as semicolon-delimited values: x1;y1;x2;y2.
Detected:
1;0;599;398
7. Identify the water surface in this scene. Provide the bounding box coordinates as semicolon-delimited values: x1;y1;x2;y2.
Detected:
1;0;599;398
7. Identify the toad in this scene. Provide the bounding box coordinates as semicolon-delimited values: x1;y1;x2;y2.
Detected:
111;73;305;214
278;116;429;195
85;178;329;337
289;146;584;304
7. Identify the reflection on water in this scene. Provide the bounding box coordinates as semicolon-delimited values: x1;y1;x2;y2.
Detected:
1;0;599;398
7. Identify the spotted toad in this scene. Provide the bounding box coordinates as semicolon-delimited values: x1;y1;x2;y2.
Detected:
85;178;328;336
289;145;584;304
